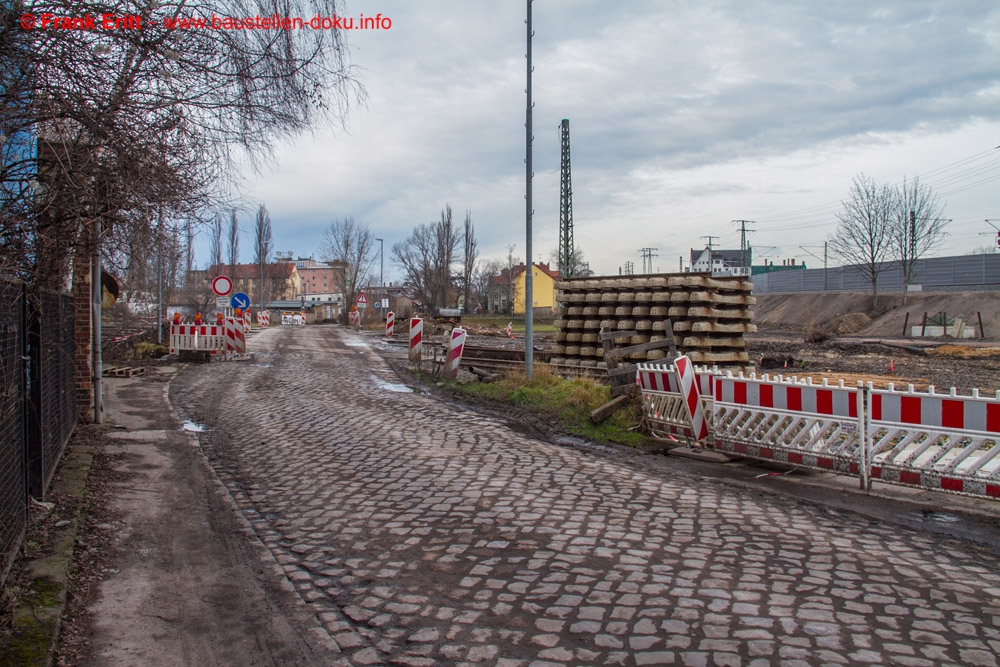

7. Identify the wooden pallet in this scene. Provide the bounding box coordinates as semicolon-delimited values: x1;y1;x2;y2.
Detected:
102;366;146;378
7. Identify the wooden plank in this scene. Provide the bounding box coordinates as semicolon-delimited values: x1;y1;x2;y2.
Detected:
607;365;637;378
605;338;677;359
589;394;631;424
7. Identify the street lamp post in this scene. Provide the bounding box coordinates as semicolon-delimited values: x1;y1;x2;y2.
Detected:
376;238;384;314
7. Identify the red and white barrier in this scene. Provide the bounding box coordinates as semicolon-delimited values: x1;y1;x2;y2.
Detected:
168;323;227;356
637;362;714;442
244;309;252;333
225;316;246;354
257;310;270;327
386;311;394;338
637;362;1000;501
409;317;423;362
442;327;467;379
712;373;866;479
867;384;1000;498
348;310;360;329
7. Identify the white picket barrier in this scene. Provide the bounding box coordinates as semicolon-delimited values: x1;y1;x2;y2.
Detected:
867;384;1000;499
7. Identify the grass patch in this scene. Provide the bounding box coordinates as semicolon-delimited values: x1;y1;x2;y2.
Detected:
133;342;168;359
445;366;645;447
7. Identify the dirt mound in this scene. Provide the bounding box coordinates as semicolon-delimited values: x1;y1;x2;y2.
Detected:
827;312;871;334
754;291;1000;339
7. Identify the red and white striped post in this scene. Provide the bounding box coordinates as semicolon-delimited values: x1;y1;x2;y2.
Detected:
442;327;467;380
673;355;708;441
409;317;423;362
385;311;395;338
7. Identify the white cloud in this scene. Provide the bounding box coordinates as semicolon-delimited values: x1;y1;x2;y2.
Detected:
215;0;1000;278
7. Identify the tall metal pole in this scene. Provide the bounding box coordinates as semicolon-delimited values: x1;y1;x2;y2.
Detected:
524;0;534;378
376;238;384;313
91;217;102;424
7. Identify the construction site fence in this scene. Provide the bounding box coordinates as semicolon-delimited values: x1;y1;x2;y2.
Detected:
0;278;77;588
751;252;1000;294
638;362;1000;501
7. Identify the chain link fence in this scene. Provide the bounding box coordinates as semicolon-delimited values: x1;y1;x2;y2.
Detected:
0;279;26;585
1;278;77;587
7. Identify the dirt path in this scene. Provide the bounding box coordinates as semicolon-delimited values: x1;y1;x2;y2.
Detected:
70;366;332;666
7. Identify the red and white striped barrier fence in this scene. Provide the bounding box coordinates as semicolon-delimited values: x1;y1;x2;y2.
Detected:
637;362;714;441
409;317;423;362
867;384;1000;498
257;310;270;327
712;373;866;480
225;316;246;354
168;324;227;356
638;362;1000;500
348;310;360;329
386;311;394;338
244;309;252;333
442;327;467;379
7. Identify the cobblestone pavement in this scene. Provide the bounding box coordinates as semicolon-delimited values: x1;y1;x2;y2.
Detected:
171;325;1000;667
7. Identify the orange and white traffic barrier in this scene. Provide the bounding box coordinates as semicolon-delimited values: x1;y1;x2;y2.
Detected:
409;317;423;362
385;311;394;338
442;327;467;380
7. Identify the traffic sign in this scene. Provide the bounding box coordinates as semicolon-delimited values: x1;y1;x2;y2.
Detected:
212;275;233;296
230;292;250;310
357;292;368;306
215;296;230;308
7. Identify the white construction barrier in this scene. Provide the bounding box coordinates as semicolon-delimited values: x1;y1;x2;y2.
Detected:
637;361;1000;500
713;373;866;481
169;323;227;356
868;384;1000;498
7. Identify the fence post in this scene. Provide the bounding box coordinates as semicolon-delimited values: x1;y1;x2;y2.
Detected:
24;289;44;498
861;383;871;493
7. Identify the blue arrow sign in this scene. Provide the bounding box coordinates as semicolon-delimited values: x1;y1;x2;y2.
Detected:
230;292;251;310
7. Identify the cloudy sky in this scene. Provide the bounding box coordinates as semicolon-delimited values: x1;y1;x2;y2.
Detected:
215;0;1000;279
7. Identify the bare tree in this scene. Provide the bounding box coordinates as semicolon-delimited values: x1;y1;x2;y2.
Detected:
462;211;478;313
253;205;273;308
320;217;376;321
393;205;461;313
892;177;947;303
209;213;224;274
829;174;895;309
1;0;363;290
228;210;240;275
551;245;592;278
472;258;502;314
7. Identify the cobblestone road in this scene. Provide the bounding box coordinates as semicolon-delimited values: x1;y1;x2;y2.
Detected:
171;325;1000;667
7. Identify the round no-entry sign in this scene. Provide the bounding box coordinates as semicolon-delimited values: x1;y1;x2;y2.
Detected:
212;275;234;296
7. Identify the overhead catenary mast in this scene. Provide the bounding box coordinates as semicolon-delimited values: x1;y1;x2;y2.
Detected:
558;119;574;278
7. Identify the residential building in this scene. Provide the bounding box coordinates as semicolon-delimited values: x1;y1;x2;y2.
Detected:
686;248;751;277
515;262;560;315
188;263;301;304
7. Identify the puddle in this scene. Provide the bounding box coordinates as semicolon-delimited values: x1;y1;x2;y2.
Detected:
344;340;369;348
181;420;205;432
372;377;413;393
